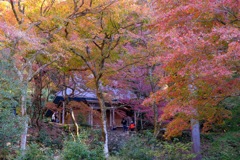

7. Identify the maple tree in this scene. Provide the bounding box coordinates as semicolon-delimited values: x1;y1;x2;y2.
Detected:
1;0;150;158
110;61;166;136
2;0;239;158
106;17;167;136
147;0;239;159
67;6;148;159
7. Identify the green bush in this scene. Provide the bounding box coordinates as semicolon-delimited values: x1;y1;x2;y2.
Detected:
117;131;194;160
37;129;52;147
0;110;24;159
0;53;24;159
119;136;153;160
61;130;104;160
202;132;240;160
36;129;63;149
16;143;53;160
223;97;240;132
202;96;240;160
62;139;91;160
153;139;195;160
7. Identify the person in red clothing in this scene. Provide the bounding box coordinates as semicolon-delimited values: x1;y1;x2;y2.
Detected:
129;121;135;131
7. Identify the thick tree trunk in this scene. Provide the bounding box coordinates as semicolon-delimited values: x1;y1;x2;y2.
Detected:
189;77;201;160
96;87;109;159
191;119;202;160
70;108;79;137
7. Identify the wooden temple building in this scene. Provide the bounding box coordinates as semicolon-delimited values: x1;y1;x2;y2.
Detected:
51;88;136;129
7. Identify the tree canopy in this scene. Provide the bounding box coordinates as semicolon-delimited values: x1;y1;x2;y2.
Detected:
0;0;239;159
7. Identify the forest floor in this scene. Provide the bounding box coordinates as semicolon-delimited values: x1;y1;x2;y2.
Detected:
27;122;137;159
28;122;136;150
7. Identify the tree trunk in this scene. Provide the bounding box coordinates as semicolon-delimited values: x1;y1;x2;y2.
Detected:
153;102;159;137
20;92;28;151
70;108;79;137
62;75;66;124
148;65;159;137
189;77;201;160
191;119;202;160
21;119;28;150
96;87;109;159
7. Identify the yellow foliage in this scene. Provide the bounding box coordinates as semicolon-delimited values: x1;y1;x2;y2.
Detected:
202;107;232;132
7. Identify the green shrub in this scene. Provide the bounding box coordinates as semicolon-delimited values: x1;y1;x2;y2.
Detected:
223;97;240;132
153;139;195;160
62;139;91;160
0;110;24;159
202;132;240;160
61;130;104;160
16;143;53;160
37;129;52;146
77;113;87;125
202;96;240;160
116;131;194;160
119;135;153;160
36;129;63;149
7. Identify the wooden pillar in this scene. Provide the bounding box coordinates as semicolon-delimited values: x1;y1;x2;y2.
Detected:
134;110;137;127
110;108;113;128
88;111;91;125
62;101;65;124
113;108;115;127
89;105;93;127
140;112;143;130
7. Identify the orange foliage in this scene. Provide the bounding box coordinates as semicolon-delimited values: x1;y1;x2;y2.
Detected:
164;117;190;140
148;0;240;138
67;101;101;118
45;102;60;112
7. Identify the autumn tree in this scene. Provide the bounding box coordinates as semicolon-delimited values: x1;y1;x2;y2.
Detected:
148;0;240;159
102;9;165;136
2;0;149;158
0;1;57;150
109;61;165;135
56;1;148;157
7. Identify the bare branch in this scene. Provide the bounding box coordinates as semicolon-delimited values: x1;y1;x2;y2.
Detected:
68;0;117;19
26;21;42;33
110;36;120;50
73;0;84;12
28;60;57;82
9;0;22;25
40;0;46;16
90;0;92;7
18;0;25;14
100;12;104;30
43;0;55;16
93;40;102;50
